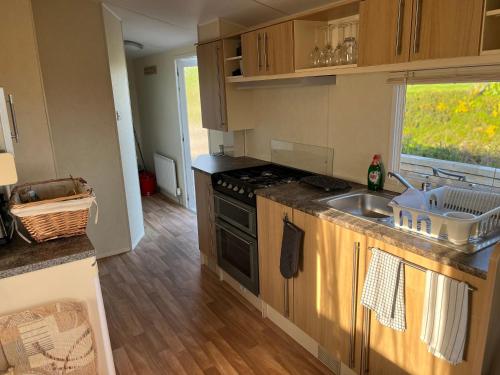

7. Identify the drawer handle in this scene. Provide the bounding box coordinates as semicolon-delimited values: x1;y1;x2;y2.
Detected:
7;94;19;143
349;241;360;368
395;0;405;56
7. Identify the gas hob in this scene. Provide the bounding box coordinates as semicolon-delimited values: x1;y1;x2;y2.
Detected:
212;164;312;206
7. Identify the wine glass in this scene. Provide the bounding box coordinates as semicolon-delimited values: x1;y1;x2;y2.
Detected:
333;23;345;65
320;26;334;66
342;21;358;64
309;27;322;67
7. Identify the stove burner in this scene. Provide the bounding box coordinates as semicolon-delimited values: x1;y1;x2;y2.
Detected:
212;164;313;206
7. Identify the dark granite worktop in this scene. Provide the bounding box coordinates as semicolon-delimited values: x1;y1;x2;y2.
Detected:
192;155;269;175
256;182;496;279
0;235;95;279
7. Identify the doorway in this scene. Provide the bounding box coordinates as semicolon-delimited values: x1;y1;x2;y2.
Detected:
176;57;209;212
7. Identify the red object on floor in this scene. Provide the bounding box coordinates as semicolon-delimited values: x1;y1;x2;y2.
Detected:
139;171;156;196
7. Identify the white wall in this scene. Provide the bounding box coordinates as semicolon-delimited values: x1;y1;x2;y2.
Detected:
103;6;144;250
127;59;145;168
132;45;197;206
32;0;132;258
243;73;400;190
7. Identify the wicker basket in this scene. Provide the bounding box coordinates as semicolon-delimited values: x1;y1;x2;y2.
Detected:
9;177;96;243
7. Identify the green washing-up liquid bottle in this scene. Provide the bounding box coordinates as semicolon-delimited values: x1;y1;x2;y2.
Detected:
367;154;384;191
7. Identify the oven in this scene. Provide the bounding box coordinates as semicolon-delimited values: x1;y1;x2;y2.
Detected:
213;192;259;295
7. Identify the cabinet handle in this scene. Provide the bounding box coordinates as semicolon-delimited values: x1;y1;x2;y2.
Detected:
257;33;262;71
395;0;405;56
283;279;289;318
214;46;226;128
360;307;371;374
413;0;423;54
7;94;19;143
264;32;270;70
349;241;360;369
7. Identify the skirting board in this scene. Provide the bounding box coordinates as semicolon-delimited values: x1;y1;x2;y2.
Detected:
199;253;356;375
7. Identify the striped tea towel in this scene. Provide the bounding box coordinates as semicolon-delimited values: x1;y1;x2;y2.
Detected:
361;248;406;331
420;271;469;365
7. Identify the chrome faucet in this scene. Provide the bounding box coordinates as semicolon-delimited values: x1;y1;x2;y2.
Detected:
387;171;414;191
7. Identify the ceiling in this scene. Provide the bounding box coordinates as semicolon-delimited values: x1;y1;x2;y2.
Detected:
104;0;336;59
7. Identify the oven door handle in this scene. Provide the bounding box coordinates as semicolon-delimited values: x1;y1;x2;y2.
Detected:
214;192;256;215
215;220;255;245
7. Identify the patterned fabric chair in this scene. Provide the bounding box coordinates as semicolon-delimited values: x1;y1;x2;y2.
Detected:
0;301;96;374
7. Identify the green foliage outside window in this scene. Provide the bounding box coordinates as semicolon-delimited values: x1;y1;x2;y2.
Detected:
403;82;500;168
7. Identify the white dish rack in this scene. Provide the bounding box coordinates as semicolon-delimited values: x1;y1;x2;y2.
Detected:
389;187;500;249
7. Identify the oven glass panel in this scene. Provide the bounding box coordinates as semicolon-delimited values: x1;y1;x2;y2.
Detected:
218;198;250;229
219;228;251;277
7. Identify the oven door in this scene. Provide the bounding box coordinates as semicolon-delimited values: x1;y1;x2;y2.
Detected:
214;192;256;236
216;219;259;295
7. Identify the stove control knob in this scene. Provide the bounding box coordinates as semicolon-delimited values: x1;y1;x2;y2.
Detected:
227;184;233;189
248;192;254;198
238;188;245;194
233;186;239;192
217;180;223;185
222;182;227;187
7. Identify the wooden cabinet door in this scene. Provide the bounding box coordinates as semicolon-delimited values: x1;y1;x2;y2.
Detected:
358;0;414;66
241;30;262;77
194;171;216;258
263;22;294;75
409;0;483;61
0;0;56;182
292;210;365;369
257;197;293;316
196;41;227;131
361;238;489;375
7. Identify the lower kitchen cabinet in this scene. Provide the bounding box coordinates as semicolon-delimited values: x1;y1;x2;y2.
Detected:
292;210;365;370
194;170;216;258
360;237;496;375
256;196;293;316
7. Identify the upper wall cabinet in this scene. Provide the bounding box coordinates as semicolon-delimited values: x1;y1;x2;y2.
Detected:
358;0;413;66
358;0;484;66
0;0;56;182
410;0;484;61
197;39;255;132
197;40;227;131
242;21;294;77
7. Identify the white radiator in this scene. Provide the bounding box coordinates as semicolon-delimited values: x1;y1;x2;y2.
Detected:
154;153;179;198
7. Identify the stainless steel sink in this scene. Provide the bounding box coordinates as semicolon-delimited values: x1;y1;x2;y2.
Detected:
317;191;394;220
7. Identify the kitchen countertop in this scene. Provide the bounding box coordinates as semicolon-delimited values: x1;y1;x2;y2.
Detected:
0;234;95;280
256;182;495;279
191;155;269;175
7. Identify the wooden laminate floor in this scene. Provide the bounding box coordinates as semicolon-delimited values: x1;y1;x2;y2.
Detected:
98;194;331;375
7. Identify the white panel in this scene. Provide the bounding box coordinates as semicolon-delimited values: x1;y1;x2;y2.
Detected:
154;153;178;197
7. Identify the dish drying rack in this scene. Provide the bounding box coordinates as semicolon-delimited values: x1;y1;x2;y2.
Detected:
389;187;500;252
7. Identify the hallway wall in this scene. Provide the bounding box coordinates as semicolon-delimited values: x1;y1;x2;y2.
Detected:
132;45;196;207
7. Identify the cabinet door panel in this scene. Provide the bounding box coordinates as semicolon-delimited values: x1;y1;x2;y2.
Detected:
362;238;488;375
264;22;294;75
197;41;227;131
257;197;293;316
358;0;413;66
293;210;365;368
194;171;216;257
0;0;56;182
410;0;483;61
241;31;262;77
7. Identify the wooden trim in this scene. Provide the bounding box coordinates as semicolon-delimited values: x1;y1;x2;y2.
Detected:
226;54;500;83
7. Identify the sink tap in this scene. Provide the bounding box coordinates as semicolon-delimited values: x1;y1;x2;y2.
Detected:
387;172;414;191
